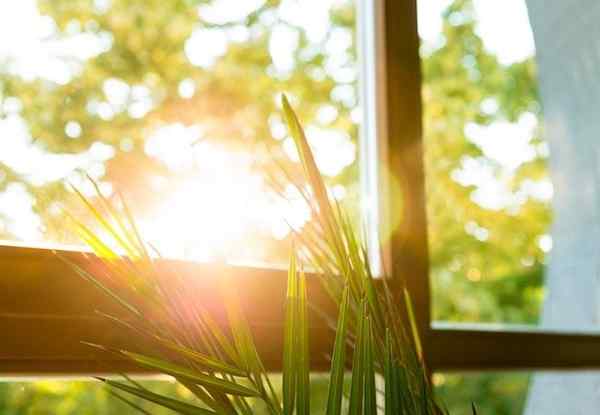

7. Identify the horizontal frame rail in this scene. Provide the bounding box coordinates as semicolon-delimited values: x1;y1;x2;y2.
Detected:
0;245;336;375
428;325;600;371
5;245;600;375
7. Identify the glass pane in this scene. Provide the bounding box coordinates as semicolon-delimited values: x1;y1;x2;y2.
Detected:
0;376;334;414
0;0;360;266
0;380;182;414
435;371;600;414
434;372;530;414
419;0;550;324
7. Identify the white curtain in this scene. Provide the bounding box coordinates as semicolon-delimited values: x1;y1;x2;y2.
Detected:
525;0;600;413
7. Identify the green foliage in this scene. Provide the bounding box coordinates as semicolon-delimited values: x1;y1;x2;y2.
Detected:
422;0;549;324
282;259;310;415
325;286;349;415
0;381;185;415
434;373;530;415
60;96;443;414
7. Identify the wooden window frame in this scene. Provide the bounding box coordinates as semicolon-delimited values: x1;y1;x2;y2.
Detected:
3;0;600;378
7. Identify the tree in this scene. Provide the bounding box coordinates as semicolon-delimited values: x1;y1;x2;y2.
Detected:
423;0;548;324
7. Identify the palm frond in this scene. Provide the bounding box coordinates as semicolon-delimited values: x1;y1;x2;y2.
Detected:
67;94;447;415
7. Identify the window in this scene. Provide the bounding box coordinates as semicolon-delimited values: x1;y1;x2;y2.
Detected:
4;0;600;413
1;0;361;375
0;0;360;267
417;0;600;412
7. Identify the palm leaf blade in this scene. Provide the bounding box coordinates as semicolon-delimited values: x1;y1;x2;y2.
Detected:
296;270;310;415
283;252;298;415
100;378;218;415
121;351;260;397
325;285;350;415
348;301;367;415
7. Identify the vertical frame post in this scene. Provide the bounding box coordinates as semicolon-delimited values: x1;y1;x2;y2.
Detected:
359;0;430;354
382;0;430;352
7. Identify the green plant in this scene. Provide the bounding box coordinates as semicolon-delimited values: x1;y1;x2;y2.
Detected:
66;96;460;414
